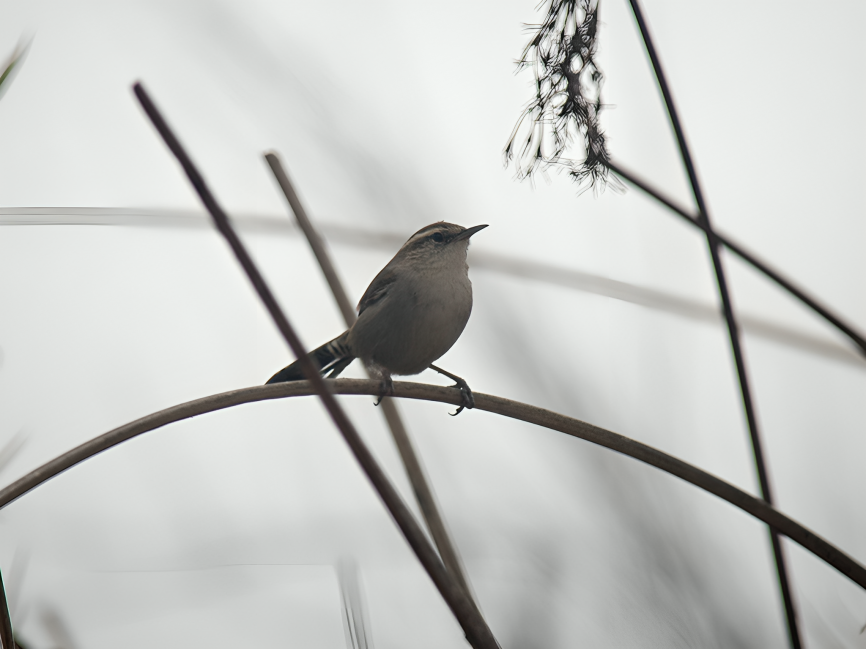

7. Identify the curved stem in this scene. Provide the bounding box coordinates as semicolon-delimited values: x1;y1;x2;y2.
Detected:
1;378;863;592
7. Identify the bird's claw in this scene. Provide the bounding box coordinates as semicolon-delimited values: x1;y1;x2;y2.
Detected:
428;364;475;416
448;378;475;416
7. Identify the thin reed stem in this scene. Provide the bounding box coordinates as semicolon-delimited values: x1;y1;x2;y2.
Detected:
0;569;13;649
263;153;357;322
264;151;477;604
0;379;864;592
625;3;801;646
606;160;866;358
4;206;862;364
131;82;498;649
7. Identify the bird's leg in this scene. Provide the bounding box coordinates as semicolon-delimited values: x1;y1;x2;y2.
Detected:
373;370;394;406
429;364;474;415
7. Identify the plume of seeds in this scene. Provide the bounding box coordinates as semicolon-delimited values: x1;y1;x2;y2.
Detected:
505;0;613;191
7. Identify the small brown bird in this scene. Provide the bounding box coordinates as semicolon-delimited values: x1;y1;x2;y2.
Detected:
267;221;487;413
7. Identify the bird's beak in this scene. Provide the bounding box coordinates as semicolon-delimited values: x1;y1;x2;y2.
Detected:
453;224;489;241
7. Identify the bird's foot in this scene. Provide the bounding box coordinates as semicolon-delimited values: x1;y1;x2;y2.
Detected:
429;364;474;416
374;377;395;406
449;377;474;416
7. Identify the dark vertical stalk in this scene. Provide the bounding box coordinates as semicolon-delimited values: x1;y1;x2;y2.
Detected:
624;2;802;647
132;82;498;649
0;569;13;649
264;152;477;604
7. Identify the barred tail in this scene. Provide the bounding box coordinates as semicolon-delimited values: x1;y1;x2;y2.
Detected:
266;331;354;384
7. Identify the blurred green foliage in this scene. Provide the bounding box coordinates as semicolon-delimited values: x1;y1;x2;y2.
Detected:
0;39;31;103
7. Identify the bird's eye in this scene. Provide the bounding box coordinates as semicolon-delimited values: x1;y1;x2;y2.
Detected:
431;232;444;243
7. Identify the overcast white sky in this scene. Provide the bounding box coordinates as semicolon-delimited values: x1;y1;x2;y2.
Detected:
0;1;865;648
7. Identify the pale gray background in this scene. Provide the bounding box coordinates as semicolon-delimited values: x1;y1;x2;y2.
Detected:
0;1;864;647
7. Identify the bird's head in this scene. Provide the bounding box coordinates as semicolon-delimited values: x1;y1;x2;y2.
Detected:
397;222;488;265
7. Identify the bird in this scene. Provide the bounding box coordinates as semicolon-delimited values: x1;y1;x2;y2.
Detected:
266;221;487;414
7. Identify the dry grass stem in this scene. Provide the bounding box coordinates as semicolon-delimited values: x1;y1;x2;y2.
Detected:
607;160;866;358
132;82;498;649
1;208;861;366
0;379;863;593
264;151;477;605
0;570;14;649
625;1;801;644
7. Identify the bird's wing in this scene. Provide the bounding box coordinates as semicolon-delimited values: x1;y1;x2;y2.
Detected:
357;267;398;316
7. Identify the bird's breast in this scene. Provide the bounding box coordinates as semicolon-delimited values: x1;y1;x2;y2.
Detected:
349;269;473;376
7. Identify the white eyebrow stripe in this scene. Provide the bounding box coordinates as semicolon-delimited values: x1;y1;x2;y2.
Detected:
412;224;443;237
401;222;465;248
404;226;444;246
